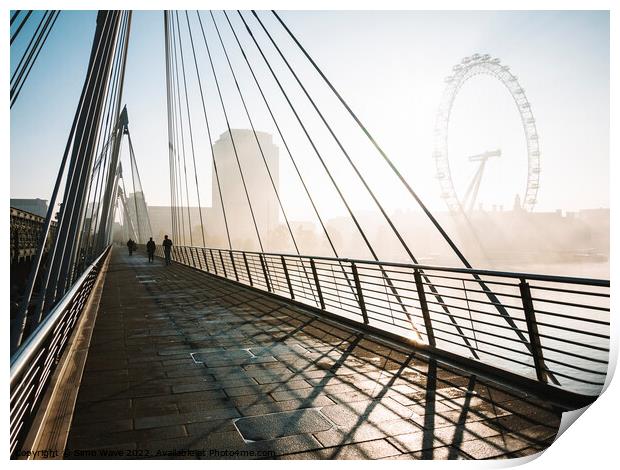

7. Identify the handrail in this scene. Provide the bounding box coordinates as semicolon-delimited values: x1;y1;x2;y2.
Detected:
173;244;610;287
10;247;109;381
10;246;110;457
156;244;610;399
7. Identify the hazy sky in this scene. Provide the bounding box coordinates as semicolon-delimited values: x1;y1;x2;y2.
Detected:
10;10;609;220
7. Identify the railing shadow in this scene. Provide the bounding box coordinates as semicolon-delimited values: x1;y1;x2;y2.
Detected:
67;250;563;459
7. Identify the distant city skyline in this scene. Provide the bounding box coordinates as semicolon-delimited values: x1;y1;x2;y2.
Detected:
10;10;609;222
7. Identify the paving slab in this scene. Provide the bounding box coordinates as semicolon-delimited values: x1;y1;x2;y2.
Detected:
64;249;564;460
235;409;333;441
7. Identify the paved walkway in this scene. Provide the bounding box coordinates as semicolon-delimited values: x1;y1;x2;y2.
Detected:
65;248;562;460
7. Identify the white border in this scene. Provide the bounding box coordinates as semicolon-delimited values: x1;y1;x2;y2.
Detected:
3;1;616;468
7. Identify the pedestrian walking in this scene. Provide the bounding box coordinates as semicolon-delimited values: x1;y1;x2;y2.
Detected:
162;235;173;265
146;237;156;263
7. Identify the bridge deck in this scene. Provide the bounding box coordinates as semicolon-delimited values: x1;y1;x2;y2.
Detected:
65;248;561;460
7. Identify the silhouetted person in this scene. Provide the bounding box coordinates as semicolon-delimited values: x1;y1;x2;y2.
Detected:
127;238;135;256
162;235;173;265
146;237;156;263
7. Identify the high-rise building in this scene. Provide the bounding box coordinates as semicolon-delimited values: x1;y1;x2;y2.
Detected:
125;191;151;244
210;129;279;246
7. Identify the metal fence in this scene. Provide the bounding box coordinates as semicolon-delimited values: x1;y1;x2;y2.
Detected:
9;247;110;457
157;245;610;398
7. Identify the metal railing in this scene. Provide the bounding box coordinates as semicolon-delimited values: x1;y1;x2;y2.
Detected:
157;245;610;398
9;247;110;457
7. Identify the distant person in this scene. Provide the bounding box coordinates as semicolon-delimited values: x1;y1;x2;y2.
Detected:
127;238;135;256
162;235;173;265
146;237;156;263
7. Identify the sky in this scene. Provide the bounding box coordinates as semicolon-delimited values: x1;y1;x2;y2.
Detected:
10;10;610;221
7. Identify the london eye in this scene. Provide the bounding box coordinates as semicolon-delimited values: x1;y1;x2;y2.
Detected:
433;54;541;213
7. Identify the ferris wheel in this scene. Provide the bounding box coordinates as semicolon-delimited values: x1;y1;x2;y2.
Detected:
433;54;541;213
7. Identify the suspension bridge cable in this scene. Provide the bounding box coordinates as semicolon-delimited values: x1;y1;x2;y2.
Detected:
248;11;438;336
236;11;375;259
169;12;184;245
84;132;112;259
41;12;120;310
128;135;142;242
10;10;21;26
168;12;184;244
172;12;195;246
108;12;134;244
209;11;300;254
163;12;179;244
119;183;137;240
238;11;440;346
95;11;133;253
120;166;138;239
169;11;183;243
222;11;340;258
184;11;233;250
83;48;127;258
61;10;133;306
11;11;60;108
270;10;540;363
177;12;207;247
13;12;116;349
170;13;190;245
90;133;116;177
234;10;371;307
127;130;155;241
106;164;123;244
209;11;320;293
10;10;32;45
48;13;125;305
70;12;131;284
253;12;417;265
223;10;363;304
81;13;129;261
196;11;265;252
11;11;50;87
270;10;474;271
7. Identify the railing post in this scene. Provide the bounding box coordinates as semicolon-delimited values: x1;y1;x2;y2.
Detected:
351;262;368;324
281;256;294;300
243;252;253;286
202;248;210;273
190;247;197;268
259;253;271;292
310;259;325;310
414;268;436;347
218;250;228;278
229;251;239;282
209;249;218;276
519;279;547;383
